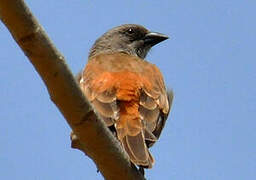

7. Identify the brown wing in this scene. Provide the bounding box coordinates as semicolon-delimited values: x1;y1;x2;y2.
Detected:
79;53;171;168
138;62;173;148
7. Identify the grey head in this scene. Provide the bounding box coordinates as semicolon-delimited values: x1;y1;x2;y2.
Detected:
89;24;168;59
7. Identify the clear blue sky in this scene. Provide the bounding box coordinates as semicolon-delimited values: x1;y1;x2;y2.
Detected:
1;0;256;179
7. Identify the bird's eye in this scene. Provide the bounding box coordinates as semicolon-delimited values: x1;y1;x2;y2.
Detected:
127;28;135;34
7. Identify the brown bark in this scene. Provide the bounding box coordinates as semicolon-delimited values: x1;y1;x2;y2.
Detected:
0;0;145;179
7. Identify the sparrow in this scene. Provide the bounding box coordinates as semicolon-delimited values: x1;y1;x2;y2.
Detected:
79;24;173;172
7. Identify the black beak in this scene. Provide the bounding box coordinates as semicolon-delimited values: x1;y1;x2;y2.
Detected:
143;32;169;46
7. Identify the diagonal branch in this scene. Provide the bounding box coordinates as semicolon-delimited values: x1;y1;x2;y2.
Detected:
0;0;145;179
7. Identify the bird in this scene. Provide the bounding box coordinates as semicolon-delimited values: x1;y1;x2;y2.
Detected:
79;24;173;172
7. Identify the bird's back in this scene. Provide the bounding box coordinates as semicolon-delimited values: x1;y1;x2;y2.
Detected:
80;53;170;168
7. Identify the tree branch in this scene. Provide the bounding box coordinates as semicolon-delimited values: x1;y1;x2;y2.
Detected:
0;0;144;179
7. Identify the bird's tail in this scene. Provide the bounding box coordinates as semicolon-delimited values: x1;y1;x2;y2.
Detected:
118;129;154;168
115;101;154;168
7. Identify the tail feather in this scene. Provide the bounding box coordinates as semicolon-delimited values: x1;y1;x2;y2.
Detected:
120;131;154;168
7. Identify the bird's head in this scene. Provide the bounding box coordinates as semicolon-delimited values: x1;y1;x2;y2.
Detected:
89;24;168;59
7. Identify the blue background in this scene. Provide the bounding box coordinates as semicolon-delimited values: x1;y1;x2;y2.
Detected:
1;0;255;179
